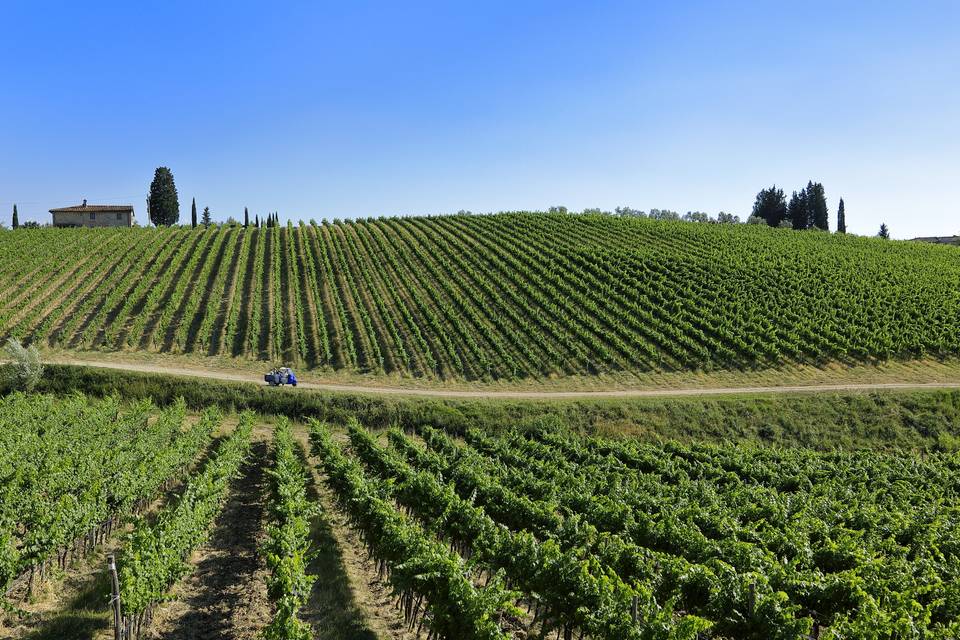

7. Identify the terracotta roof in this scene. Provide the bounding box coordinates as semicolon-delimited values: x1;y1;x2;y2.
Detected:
50;203;134;213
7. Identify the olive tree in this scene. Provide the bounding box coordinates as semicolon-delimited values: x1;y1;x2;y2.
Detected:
2;338;44;392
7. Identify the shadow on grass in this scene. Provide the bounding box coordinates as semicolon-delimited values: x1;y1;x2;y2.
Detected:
294;440;380;640
21;570;112;640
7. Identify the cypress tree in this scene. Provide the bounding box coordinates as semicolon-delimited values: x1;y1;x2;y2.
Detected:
255;214;260;228
201;206;212;227
751;186;787;227
148;167;180;226
244;207;249;228
837;198;846;233
787;190;808;230
807;181;829;230
12;204;18;230
879;223;890;239
191;198;197;228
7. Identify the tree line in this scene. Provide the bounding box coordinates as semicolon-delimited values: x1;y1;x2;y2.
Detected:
150;167;280;229
751;183;887;238
1;166;891;239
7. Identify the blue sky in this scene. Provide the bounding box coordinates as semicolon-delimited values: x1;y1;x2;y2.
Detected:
1;1;957;238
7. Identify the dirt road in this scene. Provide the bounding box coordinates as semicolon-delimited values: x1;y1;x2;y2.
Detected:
49;358;960;399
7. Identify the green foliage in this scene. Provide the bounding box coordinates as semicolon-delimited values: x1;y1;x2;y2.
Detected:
787;189;807;230
648;208;680;221
836;198;846;233
403;421;960;638
191;198;197;228
2;215;959;380
806;181;829;231
0;394;213;597
202;206;212;227
310;421;516;640
11;205;18;230
879;223;890;239
261;418;316;640
27;363;960;453
147;167;179;226
118;411;252;617
752;186;786;227
1;337;43;392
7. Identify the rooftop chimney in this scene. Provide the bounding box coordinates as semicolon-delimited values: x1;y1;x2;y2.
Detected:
82;199;87;207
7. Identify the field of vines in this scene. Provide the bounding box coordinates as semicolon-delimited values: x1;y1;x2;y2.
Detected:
2;390;958;639
2;213;960;381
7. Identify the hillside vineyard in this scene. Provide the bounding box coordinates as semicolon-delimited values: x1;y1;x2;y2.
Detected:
1;213;958;380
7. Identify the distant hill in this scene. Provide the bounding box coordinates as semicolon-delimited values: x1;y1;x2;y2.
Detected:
1;213;957;381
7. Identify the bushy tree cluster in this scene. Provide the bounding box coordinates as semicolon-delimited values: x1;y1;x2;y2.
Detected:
754;182;844;232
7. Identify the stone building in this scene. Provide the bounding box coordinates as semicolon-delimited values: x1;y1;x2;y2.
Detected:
50;200;135;227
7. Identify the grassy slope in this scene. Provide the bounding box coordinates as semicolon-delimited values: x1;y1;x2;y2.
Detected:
27;364;960;453
2;214;960;384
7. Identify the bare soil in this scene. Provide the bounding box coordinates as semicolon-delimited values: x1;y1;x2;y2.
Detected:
41;356;960;399
293;427;416;640
143;437;272;640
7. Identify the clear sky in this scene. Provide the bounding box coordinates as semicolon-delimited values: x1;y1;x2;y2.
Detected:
2;1;957;238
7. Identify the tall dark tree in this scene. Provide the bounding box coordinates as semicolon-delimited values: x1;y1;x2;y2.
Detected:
806;181;829;230
836;198;846;233
878;223;890;239
244;207;249;228
201;206;212;227
191;198;197;228
12;204;18;230
751;186;787;227
147;167;180;226
787;189;808;230
255;214;260;228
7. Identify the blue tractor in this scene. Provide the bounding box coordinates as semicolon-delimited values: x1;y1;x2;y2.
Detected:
264;367;298;387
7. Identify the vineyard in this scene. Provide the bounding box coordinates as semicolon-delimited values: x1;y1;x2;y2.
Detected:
2;214;960;381
2;391;958;639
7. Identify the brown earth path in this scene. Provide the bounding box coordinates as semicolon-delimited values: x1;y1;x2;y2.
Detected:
46;358;960;399
142;429;273;640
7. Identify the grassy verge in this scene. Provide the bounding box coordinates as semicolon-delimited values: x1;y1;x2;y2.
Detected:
11;364;960;453
38;346;960;393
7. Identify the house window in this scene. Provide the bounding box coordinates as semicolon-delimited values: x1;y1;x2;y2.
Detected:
89;212;96;221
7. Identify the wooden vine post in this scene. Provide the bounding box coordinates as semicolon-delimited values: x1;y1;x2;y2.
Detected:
107;554;122;640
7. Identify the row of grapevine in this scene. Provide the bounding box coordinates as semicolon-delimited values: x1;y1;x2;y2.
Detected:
308;420;514;640
407;421;960;638
220;224;253;356
343;420;711;640
247;227;269;358
5;214;960;379
261;417;316;640
191;227;243;353
122;229;208;348
0;394;214;600
116;411;254;638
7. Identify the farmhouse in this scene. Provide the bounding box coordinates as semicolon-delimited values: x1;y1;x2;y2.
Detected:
50;200;135;228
